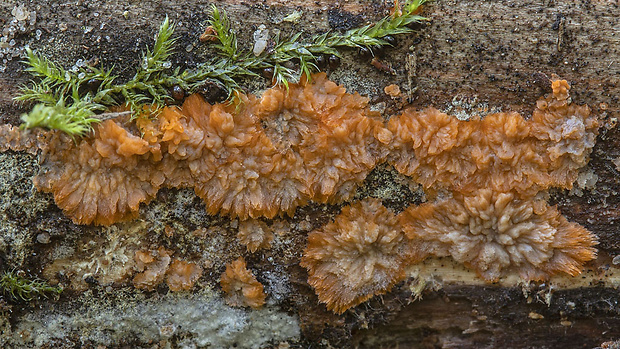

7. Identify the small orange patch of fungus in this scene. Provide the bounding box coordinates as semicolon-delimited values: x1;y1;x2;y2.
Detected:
237;219;275;253
551;77;570;101
220;257;266;309
300;199;421;314
384;84;401;99
133;247;172;291
400;189;598;282
132;248;202;292
166;259;203;291
199;25;218;42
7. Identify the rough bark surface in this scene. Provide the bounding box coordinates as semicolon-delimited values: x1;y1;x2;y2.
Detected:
0;0;619;348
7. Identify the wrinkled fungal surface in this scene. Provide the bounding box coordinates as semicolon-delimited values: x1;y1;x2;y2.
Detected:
258;73;388;203
0;124;49;155
32;74;387;224
301;199;418;314
132;247;172;291
387;79;598;197
170;93;310;219
400;189;598;281
34;120;164;225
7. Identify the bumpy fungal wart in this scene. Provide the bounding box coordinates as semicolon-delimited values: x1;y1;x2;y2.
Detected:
166;259;203;291
133;247;172;291
237;219;274;253
131;248;203;291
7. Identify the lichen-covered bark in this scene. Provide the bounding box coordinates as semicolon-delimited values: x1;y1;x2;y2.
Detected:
0;0;618;348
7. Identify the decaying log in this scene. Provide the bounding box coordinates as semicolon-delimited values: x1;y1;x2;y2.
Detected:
0;0;618;348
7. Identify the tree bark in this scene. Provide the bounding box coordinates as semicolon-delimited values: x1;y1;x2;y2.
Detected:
0;0;618;348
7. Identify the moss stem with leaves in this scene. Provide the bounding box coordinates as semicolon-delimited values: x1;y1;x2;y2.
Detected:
0;271;62;301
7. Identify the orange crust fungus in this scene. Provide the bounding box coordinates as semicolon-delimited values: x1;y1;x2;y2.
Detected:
258;73;389;203
400;189;598;282
220;257;266;309
237;219;275;253
166;259;203;291
34;120;164;225
387;78;598;197
11;72;601;312
133;247;172;291
30;73;392;224
300;199;419;314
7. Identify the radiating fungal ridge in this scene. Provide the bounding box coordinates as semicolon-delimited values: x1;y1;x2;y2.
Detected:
34;119;164;225
400;190;598;282
302;192;597;313
301;199;419;314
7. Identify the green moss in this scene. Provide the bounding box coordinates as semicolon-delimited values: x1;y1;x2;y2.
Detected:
17;0;430;137
0;271;62;301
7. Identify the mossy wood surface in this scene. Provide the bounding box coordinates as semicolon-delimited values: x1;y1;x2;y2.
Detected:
0;0;619;348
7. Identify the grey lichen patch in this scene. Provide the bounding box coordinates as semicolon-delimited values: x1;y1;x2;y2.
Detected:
11;289;300;348
261;263;292;304
0;220;31;269
142;188;216;236
0;151;50;223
